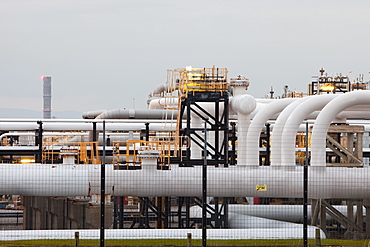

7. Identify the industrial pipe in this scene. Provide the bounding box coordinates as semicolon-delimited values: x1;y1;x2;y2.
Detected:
311;90;370;166
230;95;256;165
280;94;337;166
271;98;307;166
245;98;295;166
2;164;370;199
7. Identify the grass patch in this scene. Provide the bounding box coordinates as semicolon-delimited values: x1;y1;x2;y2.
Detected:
0;238;369;246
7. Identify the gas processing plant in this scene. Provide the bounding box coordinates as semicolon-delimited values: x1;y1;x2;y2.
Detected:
2;66;370;241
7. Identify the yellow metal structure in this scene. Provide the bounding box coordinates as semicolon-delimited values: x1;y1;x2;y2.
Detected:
42;140;100;164
112;136;188;169
176;65;229;97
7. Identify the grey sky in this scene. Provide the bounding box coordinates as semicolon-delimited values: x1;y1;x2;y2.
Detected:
1;0;369;117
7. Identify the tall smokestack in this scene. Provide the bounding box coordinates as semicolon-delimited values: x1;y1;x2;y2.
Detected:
41;76;52;119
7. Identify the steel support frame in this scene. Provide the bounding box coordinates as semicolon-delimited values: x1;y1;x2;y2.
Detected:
178;92;229;167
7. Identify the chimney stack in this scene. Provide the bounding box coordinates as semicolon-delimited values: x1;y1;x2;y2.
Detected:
41;76;52;119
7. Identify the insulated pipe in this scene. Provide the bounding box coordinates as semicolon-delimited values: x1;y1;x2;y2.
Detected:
2;164;370;199
0;132;87;140
190;204;356;225
245;98;296;166
152;83;168;95
281;94;337;166
94;109;178;119
152;82;178;96
0;228;325;241
271;99;307;166
82;110;106;119
311;91;370;166
148;97;178;109
236;114;249;165
0;122;175;132
190;116;203;159
230;95;256;165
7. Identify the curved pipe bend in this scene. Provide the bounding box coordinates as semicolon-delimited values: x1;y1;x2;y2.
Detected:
270;98;308;166
230;95;256;165
245;98;296;166
280;94;338;166
311;91;370;166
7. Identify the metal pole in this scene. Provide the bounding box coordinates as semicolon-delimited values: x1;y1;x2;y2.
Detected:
100;120;106;247
36;121;43;163
119;196;124;229
265;123;271;166
202;122;207;247
230;122;236;165
145;122;150;141
303;121;308;247
113;197;118;229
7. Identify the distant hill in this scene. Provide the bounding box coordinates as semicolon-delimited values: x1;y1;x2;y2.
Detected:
0;108;83;119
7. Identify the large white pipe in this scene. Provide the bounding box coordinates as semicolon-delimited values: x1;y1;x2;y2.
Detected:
0;122;175;132
228;213;323;233
81;110;106;119
190;204;356;225
281;94;337;166
230;95;256;165
148;97;178;109
190;116;203;159
95;109;178;119
271;99;307;166
245;98;296;165
0;228;324;240
0;164;89;196
2;164;370;199
311;91;370;166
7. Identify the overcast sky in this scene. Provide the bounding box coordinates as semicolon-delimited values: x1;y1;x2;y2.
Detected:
1;0;369;118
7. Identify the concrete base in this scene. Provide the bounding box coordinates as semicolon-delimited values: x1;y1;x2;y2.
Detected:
23;196;113;229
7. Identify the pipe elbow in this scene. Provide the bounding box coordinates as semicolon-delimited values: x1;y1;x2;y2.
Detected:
231;95;256;115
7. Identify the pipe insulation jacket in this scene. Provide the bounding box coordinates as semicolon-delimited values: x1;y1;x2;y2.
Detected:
270;98;308;166
230;95;256;165
281;94;337;166
1;164;370;199
0;122;175;132
311;90;370;166
148;97;179;109
245;98;296;165
95;109;178;119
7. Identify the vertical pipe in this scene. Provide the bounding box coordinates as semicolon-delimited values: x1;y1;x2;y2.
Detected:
202;122;207;247
100;120;106;247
